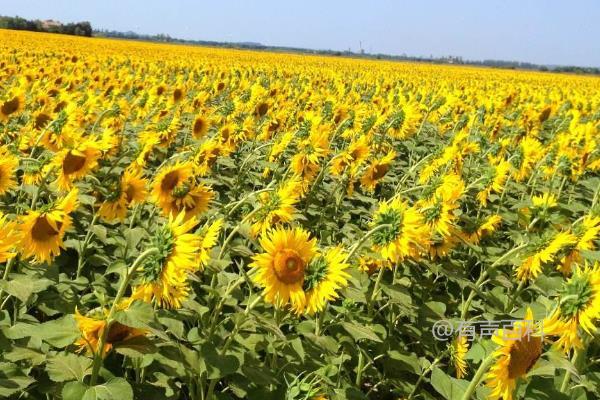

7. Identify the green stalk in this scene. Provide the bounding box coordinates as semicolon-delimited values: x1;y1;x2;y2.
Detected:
460;352;495;400
0;257;16;311
560;348;581;393
343;224;392;264
460;243;528;320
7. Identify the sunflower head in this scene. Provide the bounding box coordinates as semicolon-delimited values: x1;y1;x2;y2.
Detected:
251;227;317;312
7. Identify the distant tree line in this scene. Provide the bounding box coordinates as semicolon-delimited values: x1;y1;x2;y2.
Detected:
0;15;92;37
94;29;599;75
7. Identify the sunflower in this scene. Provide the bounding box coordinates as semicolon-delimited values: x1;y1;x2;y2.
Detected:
250;177;302;237
129;212;201;308
191;114;211;139
371;198;430;262
459;215;502;245
559;216;600;275
486;308;543;400
0;213;18;263
0;92;25;121
387;102;420;139
18;188;79;263
0;147;19;196
357;255;388;275
516;231;578;281
303;247;350;314
75;309;145;356
195;219;223;269
420;198;457;238
543;264;600;353
360;150;396;192
250;227;317;312
52;139;102;190
477;160;511;206
451;335;469;379
330;136;370;177
98;169;148;222
152;162;214;219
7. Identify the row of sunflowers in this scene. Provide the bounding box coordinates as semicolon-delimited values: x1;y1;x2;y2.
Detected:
1;29;600;399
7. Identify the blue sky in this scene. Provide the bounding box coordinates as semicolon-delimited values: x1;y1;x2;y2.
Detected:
3;0;600;67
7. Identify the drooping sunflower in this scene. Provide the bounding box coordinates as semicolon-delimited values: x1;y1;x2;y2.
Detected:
516;231;578;281
195;219;223;269
558;215;600;275
330;136;370;177
0;147;19;196
98;169;148;222
74;308;145;357
459;215;503;245
451;335;469;379
486;308;543;400
543;264;600;353
371;197;430;262
250;227;317;312
129;212;202;308
386;102;421;139
250;177;302;237
51;139;102;190
360;150;396;192
18;188;79;264
420;197;458;238
152;162;214;219
302;247;350;315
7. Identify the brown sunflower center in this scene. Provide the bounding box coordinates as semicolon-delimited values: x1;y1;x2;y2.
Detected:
193;118;205;135
31;215;62;242
256;102;269;117
1;96;21;116
160;170;181;192
106;322;133;344
125;183;137;203
273;249;306;284
62;151;87;174
372;164;389;180
34;113;52;130
507;335;542;379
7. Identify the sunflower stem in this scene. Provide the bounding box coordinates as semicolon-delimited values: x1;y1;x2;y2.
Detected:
217;207;262;261
89;247;159;386
560;348;581;393
77;213;99;279
344;223;392;264
0;257;16;312
407;353;446;400
460;352;495;400
367;265;387;316
460;242;528;320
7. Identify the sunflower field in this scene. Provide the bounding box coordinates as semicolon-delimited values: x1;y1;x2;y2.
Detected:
1;29;600;400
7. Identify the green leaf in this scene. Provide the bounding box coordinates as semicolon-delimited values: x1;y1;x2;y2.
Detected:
113;300;155;329
46;353;93;382
200;343;240;379
340;322;382;342
63;378;133;400
0;362;35;397
523;376;569;400
114;335;157;358
39;315;80;348
430;367;468;400
289;337;305;362
62;381;88;400
0;274;52;303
